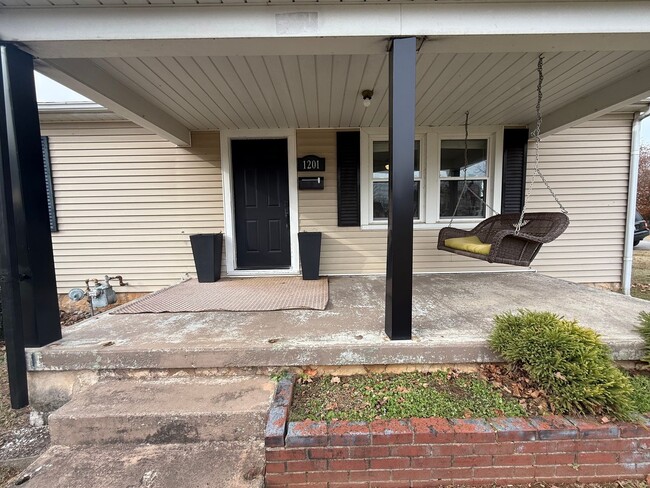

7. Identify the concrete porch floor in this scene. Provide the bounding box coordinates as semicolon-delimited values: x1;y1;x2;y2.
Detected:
28;272;650;372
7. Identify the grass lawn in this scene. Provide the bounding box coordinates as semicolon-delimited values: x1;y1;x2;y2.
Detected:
291;368;650;423
291;370;526;423
633;246;650;300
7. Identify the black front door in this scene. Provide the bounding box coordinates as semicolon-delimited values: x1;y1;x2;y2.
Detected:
232;139;291;269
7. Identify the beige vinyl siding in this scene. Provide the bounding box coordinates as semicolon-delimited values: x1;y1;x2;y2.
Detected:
45;114;631;294
524;112;632;283
297;114;632;283
297;129;509;275
42;122;222;293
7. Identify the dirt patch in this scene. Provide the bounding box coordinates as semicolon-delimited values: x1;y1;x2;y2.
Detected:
0;345;29;433
0;344;44;488
0;466;20;487
59;309;91;328
58;291;146;327
0;427;49;464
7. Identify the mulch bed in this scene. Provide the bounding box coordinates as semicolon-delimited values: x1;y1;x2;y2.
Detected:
59;309;91;328
479;363;553;415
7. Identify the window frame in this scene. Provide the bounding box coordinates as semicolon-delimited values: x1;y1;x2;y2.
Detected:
436;135;492;223
360;127;504;229
366;134;426;225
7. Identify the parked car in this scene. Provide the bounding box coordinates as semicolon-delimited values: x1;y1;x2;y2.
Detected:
635;210;650;246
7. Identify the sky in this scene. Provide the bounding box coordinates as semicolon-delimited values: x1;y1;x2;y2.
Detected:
34;72;650;145
35;72;90;103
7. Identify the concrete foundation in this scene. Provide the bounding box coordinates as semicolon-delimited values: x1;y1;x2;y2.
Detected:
26;273;650;415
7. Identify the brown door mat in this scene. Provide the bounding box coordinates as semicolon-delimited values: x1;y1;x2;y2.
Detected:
112;277;329;314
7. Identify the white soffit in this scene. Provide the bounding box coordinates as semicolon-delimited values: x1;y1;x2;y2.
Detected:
49;51;650;131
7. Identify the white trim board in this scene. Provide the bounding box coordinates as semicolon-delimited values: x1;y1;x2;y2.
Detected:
220;129;299;277
7;3;650;58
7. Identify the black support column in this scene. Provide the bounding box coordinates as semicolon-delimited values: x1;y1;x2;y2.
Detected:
0;44;62;408
385;37;416;340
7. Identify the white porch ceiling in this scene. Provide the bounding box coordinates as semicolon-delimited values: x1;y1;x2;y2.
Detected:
70;51;650;131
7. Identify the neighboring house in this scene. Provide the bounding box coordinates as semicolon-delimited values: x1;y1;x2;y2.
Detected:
38;100;647;294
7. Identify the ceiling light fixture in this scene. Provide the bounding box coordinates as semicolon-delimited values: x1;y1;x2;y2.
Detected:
361;89;374;108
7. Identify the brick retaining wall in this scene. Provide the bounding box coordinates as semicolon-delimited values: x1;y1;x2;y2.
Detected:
265;378;650;487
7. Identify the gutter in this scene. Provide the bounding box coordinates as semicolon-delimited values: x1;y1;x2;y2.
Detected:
622;107;650;295
37;101;106;113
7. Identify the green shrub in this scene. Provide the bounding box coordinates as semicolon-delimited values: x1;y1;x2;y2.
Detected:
629;374;650;414
489;310;634;419
637;311;650;364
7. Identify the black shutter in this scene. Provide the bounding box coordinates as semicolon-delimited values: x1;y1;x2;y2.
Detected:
41;136;58;232
501;128;529;214
337;131;361;227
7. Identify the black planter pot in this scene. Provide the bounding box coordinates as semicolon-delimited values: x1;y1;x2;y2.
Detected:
189;233;223;283
298;232;322;281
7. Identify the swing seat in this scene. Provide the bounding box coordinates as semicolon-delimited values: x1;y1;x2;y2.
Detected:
443;235;492;256
438;212;569;267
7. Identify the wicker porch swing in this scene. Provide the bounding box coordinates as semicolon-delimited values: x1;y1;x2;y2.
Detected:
437;55;570;267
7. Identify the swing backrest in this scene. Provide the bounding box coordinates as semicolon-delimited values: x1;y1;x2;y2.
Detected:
473;212;569;244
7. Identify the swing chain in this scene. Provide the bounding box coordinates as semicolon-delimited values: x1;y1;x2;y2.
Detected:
448;112;471;227
448;111;498;227
515;55;568;236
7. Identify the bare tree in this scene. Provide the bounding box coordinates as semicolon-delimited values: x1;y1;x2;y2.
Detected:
639;145;650;220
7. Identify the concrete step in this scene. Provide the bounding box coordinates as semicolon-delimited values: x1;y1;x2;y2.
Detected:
48;376;275;446
12;441;265;488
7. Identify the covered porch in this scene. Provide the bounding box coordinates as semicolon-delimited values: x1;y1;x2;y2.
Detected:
2;1;650;409
28;272;647;376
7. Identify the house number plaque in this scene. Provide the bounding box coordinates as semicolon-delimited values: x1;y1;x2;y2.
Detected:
297;155;325;172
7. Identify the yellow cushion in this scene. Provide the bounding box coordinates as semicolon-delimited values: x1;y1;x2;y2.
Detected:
444;235;491;256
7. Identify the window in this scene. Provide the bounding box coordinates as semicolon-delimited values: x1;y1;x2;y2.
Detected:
360;129;500;228
370;139;423;222
439;139;489;219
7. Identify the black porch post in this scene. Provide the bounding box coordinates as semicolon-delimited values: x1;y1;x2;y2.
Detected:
0;44;62;407
0;56;28;408
385;37;416;340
